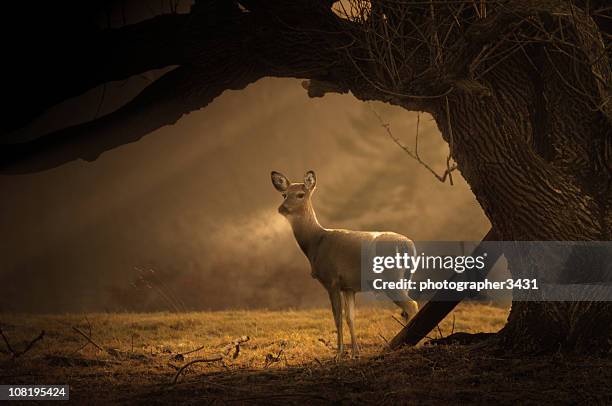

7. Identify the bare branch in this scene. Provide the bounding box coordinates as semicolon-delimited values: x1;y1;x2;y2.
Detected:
369;103;457;184
172;336;250;384
2;0;610;175
0;328;45;358
72;326;106;353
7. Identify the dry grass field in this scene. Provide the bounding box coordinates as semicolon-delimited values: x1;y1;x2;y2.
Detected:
1;302;611;404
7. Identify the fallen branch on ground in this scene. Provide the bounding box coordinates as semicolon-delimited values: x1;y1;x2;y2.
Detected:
71;317;93;354
391;315;407;328
173;344;207;361
172;355;225;384
71;326;130;358
264;340;288;368
172;336;249;384
72;326;107;354
0;328;45;358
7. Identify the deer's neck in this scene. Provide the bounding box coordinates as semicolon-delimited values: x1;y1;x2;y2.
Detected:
288;203;325;258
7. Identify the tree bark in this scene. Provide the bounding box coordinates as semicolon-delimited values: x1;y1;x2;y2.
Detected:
424;6;612;351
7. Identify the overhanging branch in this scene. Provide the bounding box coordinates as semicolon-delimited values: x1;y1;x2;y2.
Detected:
3;0;608;177
3;13;190;137
0;2;357;173
1;58;263;173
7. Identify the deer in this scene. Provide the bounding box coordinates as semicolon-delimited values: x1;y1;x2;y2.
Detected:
271;170;419;359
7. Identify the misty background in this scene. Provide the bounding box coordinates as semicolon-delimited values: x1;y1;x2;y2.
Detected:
0;73;491;312
0;0;494;313
0;37;498;312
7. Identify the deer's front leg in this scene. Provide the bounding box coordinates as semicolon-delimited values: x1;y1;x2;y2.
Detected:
328;289;344;360
343;290;359;358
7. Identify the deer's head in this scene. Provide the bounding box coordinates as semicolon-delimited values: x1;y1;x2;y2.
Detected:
271;170;316;216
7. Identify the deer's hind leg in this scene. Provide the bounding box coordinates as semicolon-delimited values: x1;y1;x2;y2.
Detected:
386;289;419;323
328;289;344;360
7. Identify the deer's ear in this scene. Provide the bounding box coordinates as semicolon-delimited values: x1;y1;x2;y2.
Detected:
271;171;290;192
304;170;316;191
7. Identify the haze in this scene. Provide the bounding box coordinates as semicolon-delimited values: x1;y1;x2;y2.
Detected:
0;77;490;312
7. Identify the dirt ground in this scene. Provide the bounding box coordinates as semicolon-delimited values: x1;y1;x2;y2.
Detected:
1;303;611;404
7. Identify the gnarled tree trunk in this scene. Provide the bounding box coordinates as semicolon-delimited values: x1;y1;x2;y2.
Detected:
423;6;612;350
428;52;612;351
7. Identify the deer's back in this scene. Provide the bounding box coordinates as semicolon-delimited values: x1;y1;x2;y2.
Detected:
311;229;412;291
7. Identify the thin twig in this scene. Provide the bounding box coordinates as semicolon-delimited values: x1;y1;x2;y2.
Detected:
172;336;250;384
16;331;45;357
71;317;95;354
0;328;45;358
436;324;445;339
72;326;106;353
369;103;457;184
172;356;225;384
179;344;206;357
391;315;406;328
264;340;287;368
0;329;16;355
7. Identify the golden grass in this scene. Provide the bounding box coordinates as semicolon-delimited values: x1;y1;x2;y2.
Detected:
1;302;507;370
2;303;611;404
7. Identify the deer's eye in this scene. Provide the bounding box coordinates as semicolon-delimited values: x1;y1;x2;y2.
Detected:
282;193;287;199
296;192;305;199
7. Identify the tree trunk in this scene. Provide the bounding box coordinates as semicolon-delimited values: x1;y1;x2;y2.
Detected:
503;302;612;353
426;36;612;352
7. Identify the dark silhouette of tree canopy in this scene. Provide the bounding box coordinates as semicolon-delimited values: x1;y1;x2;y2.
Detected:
1;0;611;352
